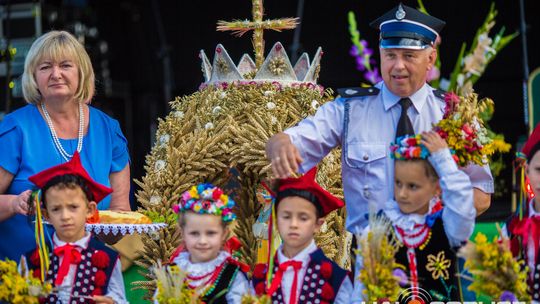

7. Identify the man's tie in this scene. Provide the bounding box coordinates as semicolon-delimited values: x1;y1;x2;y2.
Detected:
266;260;303;304
53;244;82;285
396;98;415;139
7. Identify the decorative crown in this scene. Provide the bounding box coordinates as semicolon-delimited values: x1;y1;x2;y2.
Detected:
200;42;323;86
390;135;430;160
172;183;236;223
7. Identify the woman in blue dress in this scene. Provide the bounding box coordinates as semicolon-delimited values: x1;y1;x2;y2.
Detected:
0;30;131;261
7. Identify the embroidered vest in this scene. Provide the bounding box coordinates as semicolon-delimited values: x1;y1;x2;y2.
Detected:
25;236;118;304
170;258;245;304
394;212;461;301
252;248;349;304
201;262;243;304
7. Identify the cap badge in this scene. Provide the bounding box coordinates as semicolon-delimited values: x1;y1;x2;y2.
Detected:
395;4;406;20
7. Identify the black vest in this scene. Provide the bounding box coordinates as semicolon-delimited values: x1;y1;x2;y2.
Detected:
252;248;350;304
25;236;118;304
394;212;462;301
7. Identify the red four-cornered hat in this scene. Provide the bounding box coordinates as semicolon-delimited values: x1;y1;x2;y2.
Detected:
29;152;112;203
278;167;344;217
522;123;540;159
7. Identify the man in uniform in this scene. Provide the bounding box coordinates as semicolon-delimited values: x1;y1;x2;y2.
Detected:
265;3;493;235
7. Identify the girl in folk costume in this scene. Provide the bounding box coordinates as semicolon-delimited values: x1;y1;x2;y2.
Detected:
155;183;250;304
505;123;540;303
354;132;476;302
23;152;127;304
252;168;353;304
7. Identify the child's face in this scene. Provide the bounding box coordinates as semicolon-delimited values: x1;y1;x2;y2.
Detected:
527;152;540;207
394;161;440;215
181;212;228;263
43;185;96;243
276;196;323;257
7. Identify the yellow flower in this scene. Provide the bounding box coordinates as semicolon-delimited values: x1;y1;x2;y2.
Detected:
188;186;199;199
425;251;451;280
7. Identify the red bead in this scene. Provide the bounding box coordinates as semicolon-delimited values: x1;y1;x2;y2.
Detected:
321;282;335;300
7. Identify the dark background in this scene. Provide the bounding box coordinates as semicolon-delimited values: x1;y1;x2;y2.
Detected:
2;0;539;219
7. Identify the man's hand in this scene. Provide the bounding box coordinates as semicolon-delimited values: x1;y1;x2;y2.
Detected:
266;133;303;179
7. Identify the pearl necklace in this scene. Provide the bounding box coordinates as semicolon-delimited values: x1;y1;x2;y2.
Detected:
41;102;84;162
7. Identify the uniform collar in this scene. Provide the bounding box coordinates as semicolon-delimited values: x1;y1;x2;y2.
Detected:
277;240;317;265
53;232;91;249
382;82;431;113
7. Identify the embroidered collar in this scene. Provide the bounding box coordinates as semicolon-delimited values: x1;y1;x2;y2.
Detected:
52;232;91;250
383;197;439;231
277;240;317;266
173;251;230;279
382;82;430;113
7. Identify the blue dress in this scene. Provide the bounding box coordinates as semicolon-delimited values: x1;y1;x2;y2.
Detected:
0;104;129;261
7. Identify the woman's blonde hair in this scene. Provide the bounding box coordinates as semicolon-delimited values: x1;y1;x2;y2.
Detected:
22;30;95;104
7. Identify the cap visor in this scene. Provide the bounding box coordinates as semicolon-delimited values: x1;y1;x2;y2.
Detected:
380;37;431;50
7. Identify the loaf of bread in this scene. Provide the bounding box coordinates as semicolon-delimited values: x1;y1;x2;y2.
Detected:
97;211;153;224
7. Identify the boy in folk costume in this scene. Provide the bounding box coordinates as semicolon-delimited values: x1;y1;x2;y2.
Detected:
506;123;540;303
23;152;127;304
252;168;352;304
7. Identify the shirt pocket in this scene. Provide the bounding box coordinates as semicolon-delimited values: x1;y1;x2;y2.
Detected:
343;143;387;189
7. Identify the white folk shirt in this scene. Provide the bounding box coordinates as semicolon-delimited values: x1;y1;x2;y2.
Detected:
277;240;352;304
153;251;251;304
52;233;128;304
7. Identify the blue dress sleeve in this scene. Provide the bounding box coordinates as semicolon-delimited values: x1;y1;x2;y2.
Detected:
0;115;22;175
110;119;130;173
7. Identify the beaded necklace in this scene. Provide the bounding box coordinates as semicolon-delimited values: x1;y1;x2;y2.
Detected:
186;259;227;297
41;102;84;162
395;224;432;250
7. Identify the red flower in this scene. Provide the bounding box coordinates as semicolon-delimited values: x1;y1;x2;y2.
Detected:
255;282;266;295
321;282;335;300
253;263;267;279
95;270;107;287
212;188;223;200
92;287;103;296
320;261;332;279
33;269;41;280
91;250;110;269
30;249;40;266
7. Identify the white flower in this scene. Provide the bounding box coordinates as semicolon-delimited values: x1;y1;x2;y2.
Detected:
266;102;276;110
264;90;273;96
219;92;227;99
149;195;161;205
212;106;222;114
456;73;465;87
149;230;160;241
155;160;166;171
311;99;319;109
173;111;184;120
205;122;214;130
271;116;278;125
159;134;170;146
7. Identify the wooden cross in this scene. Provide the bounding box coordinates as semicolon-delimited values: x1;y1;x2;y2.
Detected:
217;0;298;68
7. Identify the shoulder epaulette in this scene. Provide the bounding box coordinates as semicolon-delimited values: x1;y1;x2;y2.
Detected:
337;87;380;98
433;89;447;100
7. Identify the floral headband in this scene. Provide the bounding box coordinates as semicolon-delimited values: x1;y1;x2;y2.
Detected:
172;183;236;222
390;135;430;160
